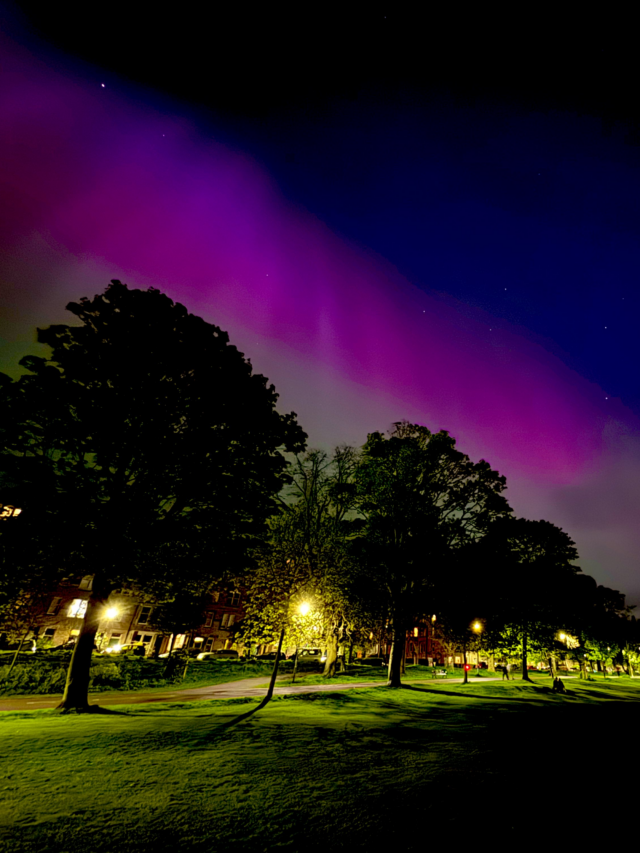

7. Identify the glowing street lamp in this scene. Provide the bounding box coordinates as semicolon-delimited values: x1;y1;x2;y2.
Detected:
298;602;311;616
101;605;119;651
472;620;483;675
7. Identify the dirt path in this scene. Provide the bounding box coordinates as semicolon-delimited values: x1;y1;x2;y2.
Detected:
0;674;508;712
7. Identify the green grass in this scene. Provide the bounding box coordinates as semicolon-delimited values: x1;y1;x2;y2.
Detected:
1;676;636;851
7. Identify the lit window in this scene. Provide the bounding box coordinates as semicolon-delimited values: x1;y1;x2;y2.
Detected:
204;613;213;628
221;613;229;628
228;614;235;627
68;599;88;618
0;505;21;518
414;627;419;637
228;591;241;606
78;576;94;591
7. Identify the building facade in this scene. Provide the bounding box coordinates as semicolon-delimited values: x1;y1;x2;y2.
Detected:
4;574;246;656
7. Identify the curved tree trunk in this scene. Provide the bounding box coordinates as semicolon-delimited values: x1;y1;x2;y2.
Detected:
56;575;112;713
387;622;404;687
251;625;286;713
2;623;33;683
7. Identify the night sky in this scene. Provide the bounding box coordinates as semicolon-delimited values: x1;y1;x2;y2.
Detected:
1;7;639;602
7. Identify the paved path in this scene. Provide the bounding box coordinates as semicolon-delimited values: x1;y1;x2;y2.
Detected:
0;674;510;712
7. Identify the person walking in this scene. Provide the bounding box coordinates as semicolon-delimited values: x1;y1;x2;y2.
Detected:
501;664;509;680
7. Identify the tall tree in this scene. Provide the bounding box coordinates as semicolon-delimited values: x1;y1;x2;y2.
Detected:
239;446;375;678
476;517;581;681
0;281;306;712
355;421;511;687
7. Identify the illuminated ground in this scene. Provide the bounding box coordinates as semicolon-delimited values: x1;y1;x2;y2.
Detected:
1;677;635;851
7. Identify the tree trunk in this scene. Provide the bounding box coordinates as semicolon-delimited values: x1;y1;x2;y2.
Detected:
580;658;588;679
387;623;404;687
291;646;299;684
56;577;112;713
488;652;495;673
323;633;339;678
251;626;285;713
2;623;33;683
548;655;557;679
521;627;533;682
348;640;354;665
462;642;468;684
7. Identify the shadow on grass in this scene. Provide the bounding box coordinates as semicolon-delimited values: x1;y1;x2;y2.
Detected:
400;683;558;702
56;704;130;716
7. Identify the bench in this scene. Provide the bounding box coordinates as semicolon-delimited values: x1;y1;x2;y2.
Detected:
431;669;448;679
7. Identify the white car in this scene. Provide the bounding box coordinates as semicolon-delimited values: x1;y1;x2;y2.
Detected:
196;649;239;661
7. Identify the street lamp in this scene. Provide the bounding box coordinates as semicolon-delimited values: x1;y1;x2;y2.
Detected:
472;620;483;676
291;601;313;683
101;605;119;651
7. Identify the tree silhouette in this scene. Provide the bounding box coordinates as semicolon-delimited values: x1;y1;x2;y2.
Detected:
0;281;306;712
354;421;511;687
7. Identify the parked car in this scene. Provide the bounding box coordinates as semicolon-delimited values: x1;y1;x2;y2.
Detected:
253;652;286;662
298;648;323;659
39;641;77;653
196;649;240;661
295;648;324;669
106;642;146;656
355;657;386;667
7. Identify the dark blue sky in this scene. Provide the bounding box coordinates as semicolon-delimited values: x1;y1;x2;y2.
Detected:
235;98;640;413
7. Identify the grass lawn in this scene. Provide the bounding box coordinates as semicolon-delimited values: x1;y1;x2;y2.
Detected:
1;677;637;852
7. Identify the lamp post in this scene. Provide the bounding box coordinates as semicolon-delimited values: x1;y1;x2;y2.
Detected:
472;621;483;676
291;601;311;684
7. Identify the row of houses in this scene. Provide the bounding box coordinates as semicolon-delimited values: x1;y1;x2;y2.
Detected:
5;573;473;666
5;574;246;657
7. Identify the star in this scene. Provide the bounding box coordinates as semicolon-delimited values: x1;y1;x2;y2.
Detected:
101;83;105;88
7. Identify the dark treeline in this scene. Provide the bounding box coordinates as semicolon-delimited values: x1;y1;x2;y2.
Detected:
0;282;637;713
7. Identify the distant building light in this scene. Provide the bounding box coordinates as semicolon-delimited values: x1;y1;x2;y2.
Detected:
0;505;22;518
